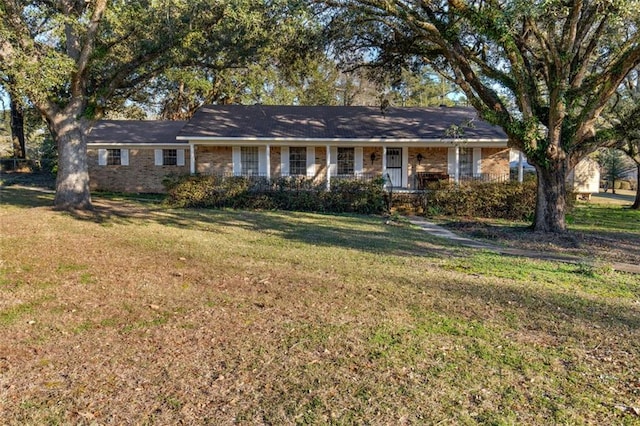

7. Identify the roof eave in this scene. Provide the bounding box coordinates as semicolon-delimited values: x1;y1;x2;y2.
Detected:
177;136;508;146
87;142;189;148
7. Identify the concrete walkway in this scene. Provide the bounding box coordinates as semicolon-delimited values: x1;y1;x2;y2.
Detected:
407;216;640;275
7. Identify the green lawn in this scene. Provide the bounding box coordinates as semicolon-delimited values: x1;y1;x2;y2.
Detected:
1;186;639;424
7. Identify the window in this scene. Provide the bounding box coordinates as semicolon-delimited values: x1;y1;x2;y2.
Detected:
241;146;259;176
337;147;354;175
289;147;307;176
459;147;473;177
107;149;121;166
163;149;177;166
99;148;128;166
155;149;184;166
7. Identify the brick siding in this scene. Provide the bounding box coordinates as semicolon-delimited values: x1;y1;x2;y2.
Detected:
88;148;189;193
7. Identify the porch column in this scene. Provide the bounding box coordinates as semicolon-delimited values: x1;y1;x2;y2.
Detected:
455;146;460;184
518;151;524;183
382;146;387;178
189;143;196;175
326;145;331;191
265;144;271;180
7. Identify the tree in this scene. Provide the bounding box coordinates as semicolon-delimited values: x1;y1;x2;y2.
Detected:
1;0;311;209
597;148;635;194
604;69;640;208
325;0;640;232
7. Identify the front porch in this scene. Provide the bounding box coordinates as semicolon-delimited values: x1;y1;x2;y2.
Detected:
188;144;511;191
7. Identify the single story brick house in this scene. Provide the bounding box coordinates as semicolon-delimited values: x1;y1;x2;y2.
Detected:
87;105;510;193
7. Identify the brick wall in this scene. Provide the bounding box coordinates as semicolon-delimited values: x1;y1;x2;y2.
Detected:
88;145;510;194
196;146;232;175
481;148;510;176
88;148;189;193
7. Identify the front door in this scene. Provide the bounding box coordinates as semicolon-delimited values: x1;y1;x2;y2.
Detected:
386;148;403;188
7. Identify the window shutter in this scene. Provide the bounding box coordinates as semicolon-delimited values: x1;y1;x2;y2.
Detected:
232;146;241;175
258;146;267;176
447;147;456;176
177;149;185;166
281;146;289;176
98;149;107;166
473;147;482;175
330;146;338;176
154;149;163;166
354;147;363;174
306;147;315;177
120;149;129;166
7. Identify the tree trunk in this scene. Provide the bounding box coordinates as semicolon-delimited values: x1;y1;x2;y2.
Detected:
632;163;640;210
533;164;568;232
10;97;26;159
49;115;93;210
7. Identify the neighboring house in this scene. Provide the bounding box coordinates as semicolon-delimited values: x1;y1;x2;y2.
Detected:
87;105;510;193
567;157;600;199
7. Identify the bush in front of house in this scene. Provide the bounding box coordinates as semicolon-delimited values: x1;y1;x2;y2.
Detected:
421;180;538;220
163;174;387;214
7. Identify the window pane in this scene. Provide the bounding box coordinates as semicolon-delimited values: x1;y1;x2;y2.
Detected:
338;147;354;175
163;149;177;166
459;147;473;177
289;147;307;176
107;149;121;165
241;147;259;176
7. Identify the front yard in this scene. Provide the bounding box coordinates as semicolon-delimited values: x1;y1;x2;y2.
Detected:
0;186;639;424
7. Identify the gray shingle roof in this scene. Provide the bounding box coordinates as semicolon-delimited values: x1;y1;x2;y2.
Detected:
87;120;188;145
178;105;507;140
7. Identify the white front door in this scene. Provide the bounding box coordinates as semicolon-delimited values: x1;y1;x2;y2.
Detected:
386;148;403;188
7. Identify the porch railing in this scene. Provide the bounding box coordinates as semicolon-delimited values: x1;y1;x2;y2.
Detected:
192;171;517;192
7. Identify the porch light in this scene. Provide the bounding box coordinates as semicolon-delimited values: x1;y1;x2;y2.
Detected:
370;152;377;164
417;153;424;164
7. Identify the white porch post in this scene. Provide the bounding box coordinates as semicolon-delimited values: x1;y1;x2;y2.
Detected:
189;143;196;175
382;146;387;178
518;151;524;183
326;145;331;191
402;147;409;188
265;144;271;179
454;146;460;184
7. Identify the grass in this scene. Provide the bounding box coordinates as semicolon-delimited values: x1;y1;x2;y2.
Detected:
0;185;639;424
568;203;640;233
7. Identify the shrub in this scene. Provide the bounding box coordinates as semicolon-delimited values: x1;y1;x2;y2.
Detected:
419;180;538;220
619;180;631;190
163;174;386;214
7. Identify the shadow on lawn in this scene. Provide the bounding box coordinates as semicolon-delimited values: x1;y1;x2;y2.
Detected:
3;186;639;332
0;186;459;259
424;274;640;334
0;185;55;208
153;208;459;259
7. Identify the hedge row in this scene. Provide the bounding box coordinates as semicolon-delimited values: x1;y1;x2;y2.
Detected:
395;180;539;220
164;174;558;221
163;174;387;214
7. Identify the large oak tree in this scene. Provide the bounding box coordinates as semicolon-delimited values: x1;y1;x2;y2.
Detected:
325;0;640;232
0;0;312;209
